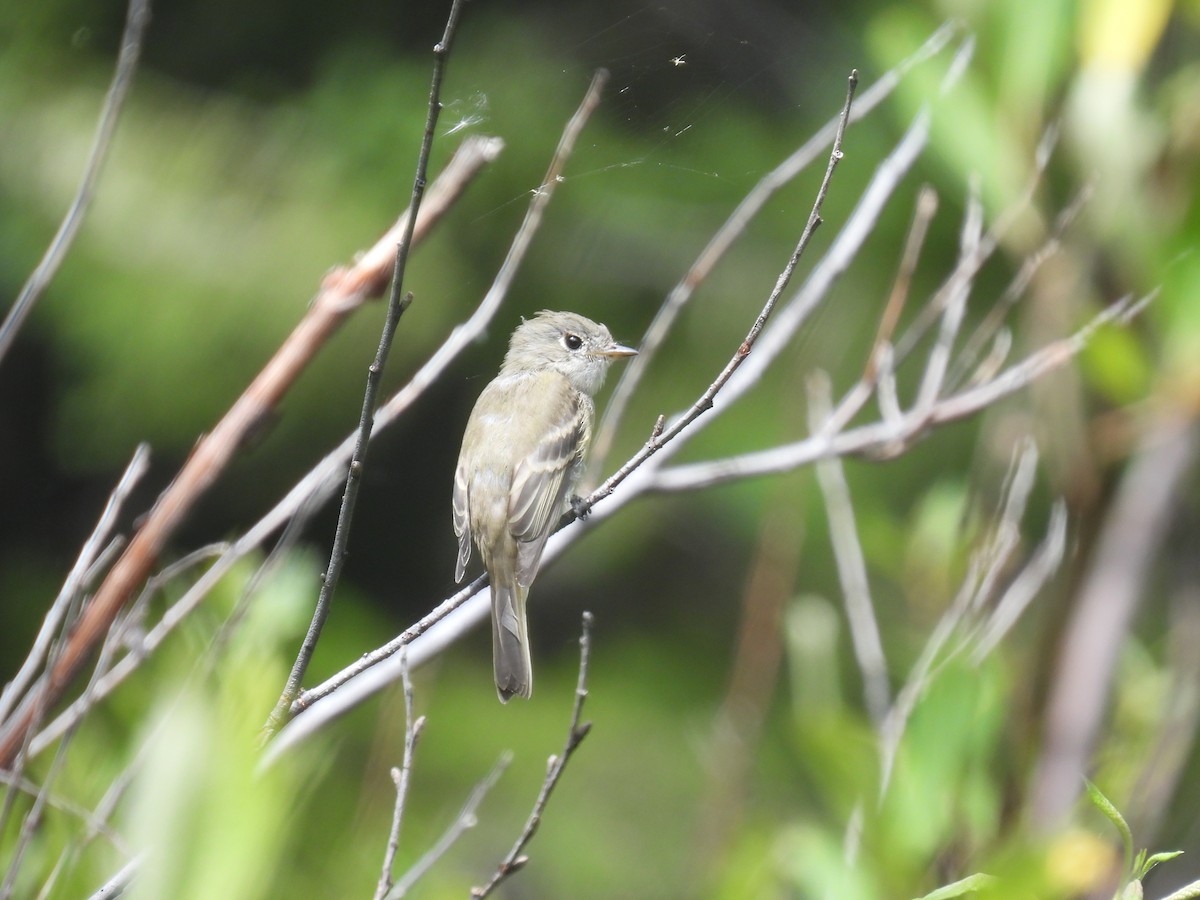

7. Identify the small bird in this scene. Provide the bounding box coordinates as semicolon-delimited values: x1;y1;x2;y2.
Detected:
453;311;637;701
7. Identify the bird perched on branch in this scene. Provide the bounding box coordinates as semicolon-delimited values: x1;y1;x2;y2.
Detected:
453;310;637;701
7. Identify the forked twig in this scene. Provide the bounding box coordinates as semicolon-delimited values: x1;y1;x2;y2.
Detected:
0;445;149;726
572;69;860;522
386;753;511;898
374;651;426;900
470;613;596;899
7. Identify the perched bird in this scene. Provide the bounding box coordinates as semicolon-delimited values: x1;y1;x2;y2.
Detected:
453;311;637;701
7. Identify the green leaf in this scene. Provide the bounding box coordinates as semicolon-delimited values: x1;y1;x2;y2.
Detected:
1137;850;1184;880
1085;779;1133;877
912;873;998;899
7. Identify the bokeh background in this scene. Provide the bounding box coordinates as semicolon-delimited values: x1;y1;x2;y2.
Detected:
2;0;1200;897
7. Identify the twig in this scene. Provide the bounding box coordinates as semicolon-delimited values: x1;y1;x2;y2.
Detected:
0;772;129;855
0;131;500;767
864;185;938;384
0;444;149;726
0;448;153;864
572;68;859;523
28;543;231;758
387;753;511;899
83;853;143;900
471;612;595;899
891;121;1060;369
374;651;426;900
700;42;974;458
947;181;1093;391
968;499;1068;661
639;53;956;471
809;372;890;728
0;0;151;369
912;177;983;415
265;0;464;738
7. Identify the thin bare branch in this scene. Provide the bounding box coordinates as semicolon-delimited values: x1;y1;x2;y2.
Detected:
809;372;890;727
375;651;426;900
948;181;1093;391
268;0;465;738
0;444;149;726
0;772;129;856
864;185;938;384
2;592;129;898
0;0;151;369
892;122;1060;368
913;177;983;414
387;753;511;899
572;68;860;522
29;543;231;757
471;613;595;899
84;853;143;900
969;499;1067;662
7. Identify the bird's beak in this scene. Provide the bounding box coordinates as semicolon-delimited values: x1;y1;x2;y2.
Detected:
596;341;638;358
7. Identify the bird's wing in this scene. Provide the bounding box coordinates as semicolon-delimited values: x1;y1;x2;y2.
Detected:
451;458;471;583
509;387;591;587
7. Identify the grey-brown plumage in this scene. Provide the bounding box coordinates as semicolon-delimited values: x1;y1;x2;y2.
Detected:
452;311;636;701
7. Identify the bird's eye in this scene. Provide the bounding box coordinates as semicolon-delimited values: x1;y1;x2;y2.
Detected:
564;333;583;351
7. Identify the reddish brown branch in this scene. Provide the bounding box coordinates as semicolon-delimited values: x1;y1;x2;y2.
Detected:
0;135;502;766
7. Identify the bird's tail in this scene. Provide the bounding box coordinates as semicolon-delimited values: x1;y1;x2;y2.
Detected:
491;578;532;702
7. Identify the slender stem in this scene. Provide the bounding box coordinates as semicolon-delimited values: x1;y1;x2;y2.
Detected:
572;69;859;522
0;0;151;370
265;0;465;737
374;651;425;900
